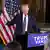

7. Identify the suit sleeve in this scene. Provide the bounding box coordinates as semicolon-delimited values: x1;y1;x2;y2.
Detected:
6;15;17;26
32;16;40;33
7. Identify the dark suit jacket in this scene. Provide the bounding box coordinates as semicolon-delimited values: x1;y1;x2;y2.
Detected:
6;12;40;35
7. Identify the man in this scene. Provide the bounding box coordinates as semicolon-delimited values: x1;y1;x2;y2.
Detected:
3;41;22;50
6;3;40;50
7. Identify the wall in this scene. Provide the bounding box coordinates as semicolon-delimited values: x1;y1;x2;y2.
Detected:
36;0;46;22
36;0;40;10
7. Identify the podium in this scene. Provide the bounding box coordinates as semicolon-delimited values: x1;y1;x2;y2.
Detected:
28;33;49;47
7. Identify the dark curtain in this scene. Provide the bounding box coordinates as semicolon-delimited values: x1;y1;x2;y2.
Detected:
45;0;50;23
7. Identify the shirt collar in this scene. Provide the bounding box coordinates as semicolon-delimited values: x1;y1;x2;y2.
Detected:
23;13;28;17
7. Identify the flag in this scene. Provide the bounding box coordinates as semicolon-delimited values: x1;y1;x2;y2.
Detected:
0;0;20;45
0;8;16;45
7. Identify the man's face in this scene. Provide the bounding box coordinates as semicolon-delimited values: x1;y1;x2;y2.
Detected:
21;4;29;15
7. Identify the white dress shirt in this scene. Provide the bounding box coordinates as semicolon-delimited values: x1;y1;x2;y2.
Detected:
23;14;28;31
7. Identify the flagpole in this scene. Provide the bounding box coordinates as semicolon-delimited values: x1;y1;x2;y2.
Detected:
2;0;5;10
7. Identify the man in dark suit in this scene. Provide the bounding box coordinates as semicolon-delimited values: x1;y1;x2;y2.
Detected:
6;3;40;50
